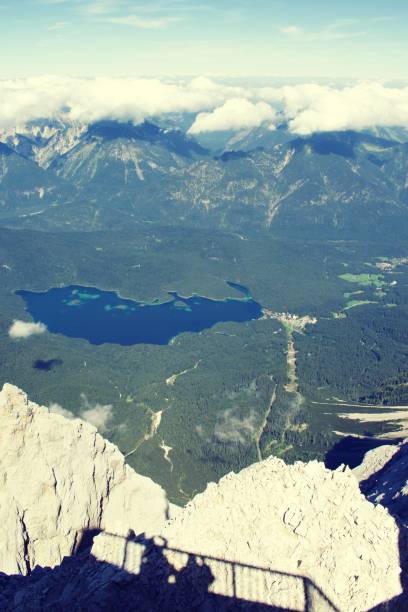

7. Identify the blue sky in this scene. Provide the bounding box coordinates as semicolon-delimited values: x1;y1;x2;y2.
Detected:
1;0;407;79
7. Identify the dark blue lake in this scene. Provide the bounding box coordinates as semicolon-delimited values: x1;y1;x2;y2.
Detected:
16;283;262;346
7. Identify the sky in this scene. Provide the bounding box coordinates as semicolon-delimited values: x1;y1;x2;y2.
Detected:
1;0;408;79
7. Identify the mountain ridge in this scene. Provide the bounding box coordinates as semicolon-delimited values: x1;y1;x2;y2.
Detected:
1;119;408;239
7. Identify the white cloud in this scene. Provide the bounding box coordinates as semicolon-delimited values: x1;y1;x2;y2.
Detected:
48;21;70;30
49;394;113;432
106;14;181;29
278;21;366;42
279;25;302;35
189;98;276;134
0;75;246;128
371;16;394;23
80;393;113;432
81;404;113;432
49;402;75;419
2;76;408;136
8;320;47;339
79;0;122;16
258;82;408;135
214;408;257;444
287;83;408;135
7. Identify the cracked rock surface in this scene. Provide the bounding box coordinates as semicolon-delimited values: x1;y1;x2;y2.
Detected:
157;457;402;610
0;383;168;575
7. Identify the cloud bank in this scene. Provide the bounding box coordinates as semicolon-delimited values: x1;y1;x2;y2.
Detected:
0;75;245;128
259;82;408;135
8;320;47;339
1;76;408;136
189;98;276;134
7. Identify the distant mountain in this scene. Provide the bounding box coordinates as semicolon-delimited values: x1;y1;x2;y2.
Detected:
0;142;73;218
164;130;406;237
45;121;207;225
2;121;408;239
264;132;406;237
289;130;395;158
365;125;408;144
0;119;86;169
86;120;208;158
379;142;408;203
223;123;293;153
0;142;13;157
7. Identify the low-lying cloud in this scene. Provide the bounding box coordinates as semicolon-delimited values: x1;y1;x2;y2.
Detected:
80;404;113;432
214;408;257;444
1;76;408;136
260;82;408;135
8;320;47;339
49;402;76;420
189;98;276;134
0;75;245;128
49;393;113;433
79;393;113;432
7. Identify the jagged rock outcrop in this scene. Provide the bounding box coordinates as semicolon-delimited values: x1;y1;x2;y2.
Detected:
159;458;401;610
0;384;405;611
353;442;401;483
354;440;408;528
93;459;403;610
0;384;169;575
354;439;408;611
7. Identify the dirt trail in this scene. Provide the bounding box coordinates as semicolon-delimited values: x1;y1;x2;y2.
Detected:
284;334;299;394
125;409;163;458
166;360;201;386
255;383;277;461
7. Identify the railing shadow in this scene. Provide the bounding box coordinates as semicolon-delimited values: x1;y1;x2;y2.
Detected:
111;531;340;611
0;529;340;611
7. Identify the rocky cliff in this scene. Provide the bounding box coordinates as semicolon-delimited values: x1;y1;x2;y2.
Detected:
354;439;408;529
0;384;169;575
0;384;405;611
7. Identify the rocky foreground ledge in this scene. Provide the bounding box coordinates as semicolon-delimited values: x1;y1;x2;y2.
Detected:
0;383;406;611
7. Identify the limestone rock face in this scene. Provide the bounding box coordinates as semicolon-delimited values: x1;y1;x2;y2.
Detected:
158;458;401;611
91;457;403;611
353;443;401;484
0;384;169;575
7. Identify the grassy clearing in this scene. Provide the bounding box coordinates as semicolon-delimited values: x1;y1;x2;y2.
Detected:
339;273;386;287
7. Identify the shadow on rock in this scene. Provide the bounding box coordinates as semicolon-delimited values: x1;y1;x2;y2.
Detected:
0;530;340;611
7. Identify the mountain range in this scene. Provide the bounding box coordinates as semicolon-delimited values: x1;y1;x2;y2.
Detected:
1;117;408;239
